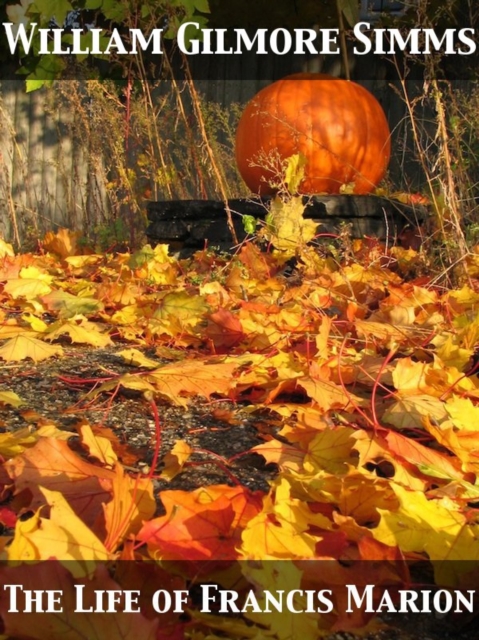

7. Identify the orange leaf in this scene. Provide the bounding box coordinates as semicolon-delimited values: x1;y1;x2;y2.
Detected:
42;227;80;258
206;308;245;349
4;438;115;530
138;485;263;561
385;430;466;481
144;357;239;405
103;465;155;552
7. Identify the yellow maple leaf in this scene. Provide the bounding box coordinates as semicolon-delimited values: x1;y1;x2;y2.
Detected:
0;335;63;362
372;483;479;584
355;318;412;347
21;313;49;333
445;285;479;309
45;317;112;347
352;431;429;492
237;313;283;351
0;390;24;408
4;278;52;299
382;395;447;430
0;426;38;457
304;427;357;475
283;152;307;194
160;440;193;481
19;266;54;283
392;357;476;397
336;471;398;526
129;244;178;284
433;333;473;372
264;196;317;257
65;254;102;270
94;373;157;400
111;304;142;326
7;487;110;571
79;424;117;466
241;478;320;560
0;238;14;257
423;416;479;474
153;290;209;329
0;319;34;339
145;358;238;405
241;509;317;560
0;425;71;458
117;347;161;369
298;375;357;412
445;396;479;432
273;477;332;533
235;351;304;389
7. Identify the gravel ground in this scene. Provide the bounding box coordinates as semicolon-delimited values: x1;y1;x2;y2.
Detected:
0;345;477;640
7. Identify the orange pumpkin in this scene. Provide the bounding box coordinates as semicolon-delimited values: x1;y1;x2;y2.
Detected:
235;73;391;195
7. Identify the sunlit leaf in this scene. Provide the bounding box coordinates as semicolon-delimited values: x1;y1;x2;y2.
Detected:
0;335;63;362
0;390;25;408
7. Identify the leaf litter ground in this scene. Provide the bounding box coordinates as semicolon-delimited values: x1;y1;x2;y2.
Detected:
1;231;479;639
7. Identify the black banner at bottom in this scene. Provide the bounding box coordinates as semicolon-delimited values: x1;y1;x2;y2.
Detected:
0;559;478;639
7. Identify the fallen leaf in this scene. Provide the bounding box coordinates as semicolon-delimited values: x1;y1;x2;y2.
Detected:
80;423;118;466
4;278;52;299
46;317;112;347
138;485;263;561
0;390;25;408
40;290;103;318
0;335;63;362
42;227;80;258
160;440;193;480
103;464;155;551
4;438;115;530
7;486;110;566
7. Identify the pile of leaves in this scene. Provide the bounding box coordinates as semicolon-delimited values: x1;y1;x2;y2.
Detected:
1;223;479;639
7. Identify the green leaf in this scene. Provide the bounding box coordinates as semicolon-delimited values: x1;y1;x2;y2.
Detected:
32;0;73;25
28;54;65;82
194;0;210;13
176;14;209;45
26;78;49;92
129;245;155;269
337;0;359;27
100;0;128;22
84;0;127;21
243;215;257;235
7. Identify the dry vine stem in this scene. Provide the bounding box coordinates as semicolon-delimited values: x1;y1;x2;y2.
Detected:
182;54;239;244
